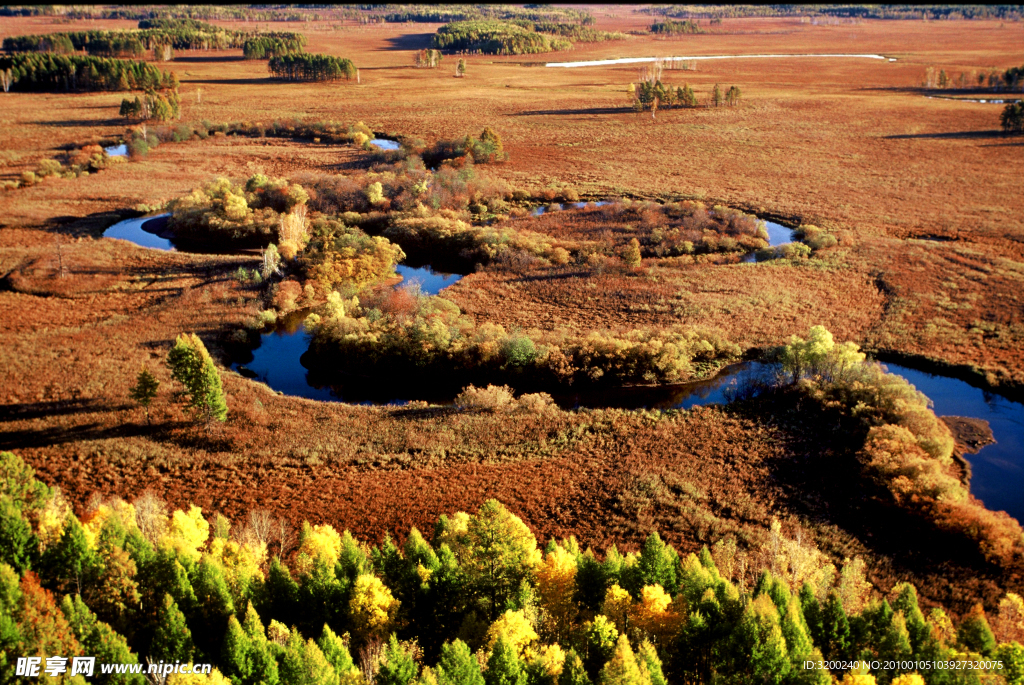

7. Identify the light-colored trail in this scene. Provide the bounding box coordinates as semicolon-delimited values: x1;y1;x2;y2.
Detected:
546;53;896;67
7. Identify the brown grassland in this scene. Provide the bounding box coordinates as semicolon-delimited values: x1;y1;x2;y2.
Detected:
1;8;1022;615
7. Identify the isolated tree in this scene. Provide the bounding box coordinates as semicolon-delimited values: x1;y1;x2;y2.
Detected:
725;85;742;106
938;69;949;88
166;333;228;425
457;58;467;78
622;239;642;271
129;367;160;425
711;83;723;107
1001;102;1024;133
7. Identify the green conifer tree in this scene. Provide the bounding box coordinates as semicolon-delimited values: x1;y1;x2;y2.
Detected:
318;624;357;678
151;593;194;663
129;367;160;424
379;633;420;685
437;639;484;685
167;332;228;425
0;498;36;574
957;604;996;656
486;636;527;685
635;641;665;685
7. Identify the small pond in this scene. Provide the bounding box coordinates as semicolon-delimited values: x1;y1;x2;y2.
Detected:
369;139;400;151
531;201;611;216
104;143;128;157
395;264;463;295
102;213;174;250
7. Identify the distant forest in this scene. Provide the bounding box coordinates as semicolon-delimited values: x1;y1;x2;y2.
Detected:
638;5;1023;20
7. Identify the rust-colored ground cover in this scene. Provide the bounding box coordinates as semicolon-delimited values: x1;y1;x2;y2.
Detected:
1;9;1022;613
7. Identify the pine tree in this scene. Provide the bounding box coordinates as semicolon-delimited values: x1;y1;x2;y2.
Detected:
167;332;228;425
379;634;419;685
129;367;160;424
711;83;723;107
152;593;194;662
222;615;253;682
486;636;527;685
437;639;484;685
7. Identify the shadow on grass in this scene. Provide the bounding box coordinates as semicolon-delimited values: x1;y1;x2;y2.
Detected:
515;107;630;117
884;130;1011;140
0;399;117;423
173;55;244;63
382;33;435;51
0;420;190;450
36;118;124;128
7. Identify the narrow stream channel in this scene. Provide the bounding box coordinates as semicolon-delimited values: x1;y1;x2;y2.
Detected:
101;210;1021;520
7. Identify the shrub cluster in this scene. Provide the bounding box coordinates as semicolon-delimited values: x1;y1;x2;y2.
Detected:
2;453;1020;685
0;53;177;93
299;217;407;289
167;174;310;248
2;144;124;191
307;291;741;390
431;20;573;55
777;326;1023;567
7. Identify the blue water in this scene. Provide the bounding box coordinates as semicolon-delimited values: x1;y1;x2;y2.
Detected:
102;213;174;250
395;264;462;295
764;221;796;246
881;363;1023;520
104;143;128;157
369;139;400;150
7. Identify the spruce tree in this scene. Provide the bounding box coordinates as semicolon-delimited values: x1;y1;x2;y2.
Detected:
151;593;194;663
957;604;996;656
128;367;160;424
40;514;94;595
635;641;665;685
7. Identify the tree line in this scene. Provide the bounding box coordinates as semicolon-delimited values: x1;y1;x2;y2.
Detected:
268;53;357;82
0;53;177;93
638;5;1022;20
243;34;308;60
384;6;595;25
3;22;307;59
431;20;572;55
1;451;1021;685
650;19;705;35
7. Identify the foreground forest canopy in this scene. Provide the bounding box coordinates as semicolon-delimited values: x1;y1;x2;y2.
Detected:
2;451;1023;685
0;5;1022;684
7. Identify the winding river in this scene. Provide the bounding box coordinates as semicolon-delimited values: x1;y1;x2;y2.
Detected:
101;210;1022;521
